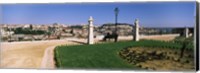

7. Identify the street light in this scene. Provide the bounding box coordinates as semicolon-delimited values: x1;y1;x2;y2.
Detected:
114;7;119;42
114;7;119;32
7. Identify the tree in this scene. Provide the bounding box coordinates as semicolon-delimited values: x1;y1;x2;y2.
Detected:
46;32;52;38
30;24;33;30
70;29;74;34
179;37;190;59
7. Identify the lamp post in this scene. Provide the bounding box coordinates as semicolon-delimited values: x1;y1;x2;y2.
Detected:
114;7;119;42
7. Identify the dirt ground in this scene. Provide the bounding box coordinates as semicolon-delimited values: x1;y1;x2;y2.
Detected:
40;46;56;69
0;38;85;68
140;34;180;41
119;47;195;71
0;34;179;69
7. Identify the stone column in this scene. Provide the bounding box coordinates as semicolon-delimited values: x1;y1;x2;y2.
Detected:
88;16;94;44
184;27;189;38
133;19;139;41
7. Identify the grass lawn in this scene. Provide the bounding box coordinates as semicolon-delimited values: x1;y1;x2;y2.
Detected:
54;39;193;69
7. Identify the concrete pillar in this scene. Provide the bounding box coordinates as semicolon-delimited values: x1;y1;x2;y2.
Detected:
133;19;139;41
88;16;94;44
184;27;189;38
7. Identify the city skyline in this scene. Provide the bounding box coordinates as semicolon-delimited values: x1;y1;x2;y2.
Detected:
1;2;196;27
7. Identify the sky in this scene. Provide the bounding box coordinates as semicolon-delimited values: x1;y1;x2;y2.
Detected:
1;2;196;27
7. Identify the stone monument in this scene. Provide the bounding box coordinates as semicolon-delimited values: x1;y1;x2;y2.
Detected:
88;16;94;44
133;19;140;41
184;27;189;38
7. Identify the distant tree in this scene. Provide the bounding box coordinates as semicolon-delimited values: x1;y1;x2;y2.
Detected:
70;25;83;29
57;33;61;39
159;30;163;35
2;37;9;41
18;37;24;41
46;32;52;38
30;24;33;30
14;27;46;35
70;29;74;34
14;27;23;34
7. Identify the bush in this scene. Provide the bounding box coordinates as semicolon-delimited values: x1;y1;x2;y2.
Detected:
14;27;47;35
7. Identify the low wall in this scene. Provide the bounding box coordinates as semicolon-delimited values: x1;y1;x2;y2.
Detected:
95;34;180;41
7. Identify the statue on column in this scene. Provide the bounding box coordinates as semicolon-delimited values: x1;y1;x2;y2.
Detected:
88;16;94;44
184;27;189;38
133;19;140;41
